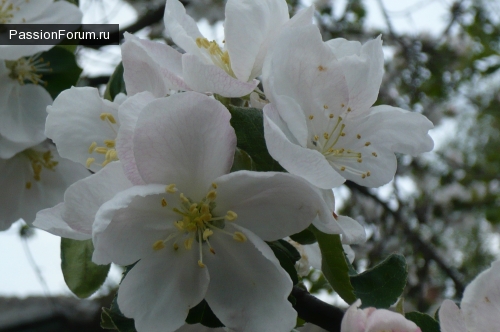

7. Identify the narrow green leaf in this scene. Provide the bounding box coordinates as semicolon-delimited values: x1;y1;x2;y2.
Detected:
40;46;82;99
61;238;110;298
230;147;257;172
310;226;357;304
290;228;317;245
186;300;224;328
350;254;408;308
104;62;127;101
228;105;285;172
268;240;301;285
405;312;441;332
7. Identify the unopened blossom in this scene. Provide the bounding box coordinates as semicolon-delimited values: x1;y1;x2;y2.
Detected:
263;25;434;189
439;259;500;332
122;0;314;98
0;142;89;230
341;299;421;332
0;0;82;60
92;92;338;332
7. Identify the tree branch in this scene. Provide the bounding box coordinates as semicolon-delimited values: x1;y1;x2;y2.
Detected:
292;286;344;332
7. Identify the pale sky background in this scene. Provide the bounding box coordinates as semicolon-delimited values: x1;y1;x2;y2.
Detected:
0;0;454;299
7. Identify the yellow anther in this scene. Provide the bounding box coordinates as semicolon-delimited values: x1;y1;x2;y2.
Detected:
357;158;362;163
323;105;329;109
225;211;238;221
180;193;189;203
210;247;216;254
211;182;217;189
186;224;197;232
201;204;210;214
340;132;346;137
318;65;326;71
309;115;314;120
366;171;371;177
233;232;247;243
203;229;214;240
364;142;371;147
105;149;117;160
189;203;198;212
161;198;167;207
339;148;345;153
347;107;352;112
201;213;212;222
340;167;346;171
166;184;177;193
184;238;194;250
25;182;32;189
329;114;334;118
206;190;217;201
88;142;97;153
94;147;108;154
362;174;366;179
341;103;345;107
174;221;184;231
104;139;116;148
173;243;179;250
221;51;230;64
323;133;329;139
99;113;116;123
152;240;165;251
86;157;95;168
372;152;378;157
198;260;206;268
357;134;361;139
314;135;319;141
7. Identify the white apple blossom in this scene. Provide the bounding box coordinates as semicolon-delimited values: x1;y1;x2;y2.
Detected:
0;0;82;60
341;299;421;332
0;141;89;230
121;0;314;98
263;25;434;189
438;259;500;332
91;92;338;332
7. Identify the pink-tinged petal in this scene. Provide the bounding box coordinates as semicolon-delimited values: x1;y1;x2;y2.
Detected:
205;224;296;332
164;0;205;57
325;38;362;59
0;144;90;227
45;87;119;172
213;171;329;241
33;203;90;240
341;299;367;332
116;91;156;185
0;80;49;144
438;300;467;332
264;104;345;189
461;260;500;331
133;92;236;200
225;0;289;81
182;54;259;97
122;33;190;97
365;308;421;332
118;248;209;332
337;215;366;245
92;184;177;265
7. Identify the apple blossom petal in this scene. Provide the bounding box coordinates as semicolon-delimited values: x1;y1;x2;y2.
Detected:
116;91;156;185
337;215;366;245
325;38;362;59
343;245;355;263
0;81;49;144
0;133;44;159
133;92;236;200
10;0;53;23
213;171;331;241
29;1;82;24
33;203;90;240
438;300;467;332
92;184;178;265
164;0;205;57
341;299;367;332
118;248;209;332
45;87;119;172
264;103;345;189
225;0;289;82
461;260;500;331
274;94;308;147
182;54;259;97
205;224;296;332
122;33;190;97
365;308;421;332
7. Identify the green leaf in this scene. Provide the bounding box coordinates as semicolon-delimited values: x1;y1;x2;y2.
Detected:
267;240;301;285
104;62;127;101
290;228;317;245
186;300;224;328
40;46;82;99
228;105;285;172
405;312;441;332
61;238;110;298
230;147;257;172
310;227;357;304
350;254;407;308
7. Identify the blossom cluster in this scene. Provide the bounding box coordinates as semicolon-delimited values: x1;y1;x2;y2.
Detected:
0;0;443;331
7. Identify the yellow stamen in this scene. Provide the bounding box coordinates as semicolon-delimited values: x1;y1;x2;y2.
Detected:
161;198;167;207
166;184;177;193
225;211;238;221
152;240;165;251
184;237;194;250
88;142;97;153
203;229;214;240
206;190;217;201
233;232;247;243
198;260;206;268
86;158;95;168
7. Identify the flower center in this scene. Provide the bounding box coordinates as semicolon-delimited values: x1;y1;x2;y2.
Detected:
22;148;58;189
5;54;52;86
152;183;242;268
195;37;236;78
0;0;19;24
86;113;119;168
308;104;375;179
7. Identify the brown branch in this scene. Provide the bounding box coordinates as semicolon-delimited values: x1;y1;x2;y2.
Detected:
292;286;344;332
